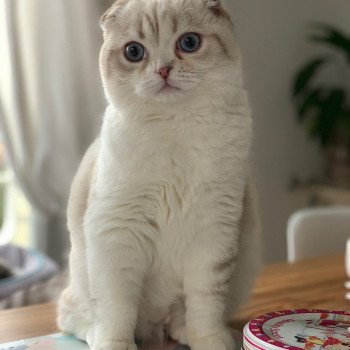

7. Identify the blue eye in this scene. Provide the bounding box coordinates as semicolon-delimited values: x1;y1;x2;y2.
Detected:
124;42;145;62
178;33;202;53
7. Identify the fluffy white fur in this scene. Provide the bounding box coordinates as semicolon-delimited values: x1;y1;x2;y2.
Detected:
57;0;260;349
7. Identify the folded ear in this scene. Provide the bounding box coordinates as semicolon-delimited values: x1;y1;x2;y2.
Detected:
205;0;221;12
205;0;221;7
205;0;231;20
101;0;127;30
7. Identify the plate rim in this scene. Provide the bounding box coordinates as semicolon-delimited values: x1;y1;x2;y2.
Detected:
245;309;350;350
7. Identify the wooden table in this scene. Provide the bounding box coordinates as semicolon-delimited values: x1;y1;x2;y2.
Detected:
1;254;349;347
231;254;349;329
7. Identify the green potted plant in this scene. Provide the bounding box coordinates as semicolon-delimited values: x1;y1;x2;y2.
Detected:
293;24;350;187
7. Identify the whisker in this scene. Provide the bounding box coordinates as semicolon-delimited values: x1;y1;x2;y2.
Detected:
200;78;233;88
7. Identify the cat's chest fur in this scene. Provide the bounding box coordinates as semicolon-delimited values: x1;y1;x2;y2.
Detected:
95;103;250;254
91;105;248;322
83;101;252;328
94;106;248;266
100;103;250;182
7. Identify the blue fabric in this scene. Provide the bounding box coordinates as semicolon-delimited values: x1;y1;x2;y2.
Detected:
0;244;58;299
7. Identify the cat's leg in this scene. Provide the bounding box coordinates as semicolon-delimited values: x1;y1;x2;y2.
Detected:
183;213;245;349
167;298;188;345
183;180;257;350
85;209;152;350
57;287;95;345
183;248;236;350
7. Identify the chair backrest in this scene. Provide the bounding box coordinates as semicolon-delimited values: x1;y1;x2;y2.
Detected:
287;207;350;263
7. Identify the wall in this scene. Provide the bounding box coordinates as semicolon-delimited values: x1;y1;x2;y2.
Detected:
225;1;350;262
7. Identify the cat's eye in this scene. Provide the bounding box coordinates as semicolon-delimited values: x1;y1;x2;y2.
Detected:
178;33;202;53
124;42;145;62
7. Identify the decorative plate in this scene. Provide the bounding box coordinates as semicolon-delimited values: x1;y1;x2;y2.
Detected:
243;309;350;350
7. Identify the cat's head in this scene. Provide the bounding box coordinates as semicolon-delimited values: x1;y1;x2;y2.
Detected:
100;0;241;112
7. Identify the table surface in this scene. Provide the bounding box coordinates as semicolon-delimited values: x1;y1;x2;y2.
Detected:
1;254;349;347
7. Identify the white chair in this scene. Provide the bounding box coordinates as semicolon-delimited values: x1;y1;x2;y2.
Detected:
287;207;350;263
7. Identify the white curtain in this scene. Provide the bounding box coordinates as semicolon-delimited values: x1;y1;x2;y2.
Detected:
0;0;112;265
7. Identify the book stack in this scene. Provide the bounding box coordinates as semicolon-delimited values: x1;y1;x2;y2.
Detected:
243;309;350;350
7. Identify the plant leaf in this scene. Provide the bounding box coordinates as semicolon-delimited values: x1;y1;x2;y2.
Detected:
318;88;346;146
310;24;350;62
297;88;324;122
338;108;350;143
293;58;327;96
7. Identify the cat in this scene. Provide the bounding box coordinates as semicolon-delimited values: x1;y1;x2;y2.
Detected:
57;0;261;349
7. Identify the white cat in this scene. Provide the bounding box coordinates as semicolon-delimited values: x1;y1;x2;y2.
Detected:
57;0;260;349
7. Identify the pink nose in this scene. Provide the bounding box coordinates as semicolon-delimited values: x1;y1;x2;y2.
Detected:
157;66;173;80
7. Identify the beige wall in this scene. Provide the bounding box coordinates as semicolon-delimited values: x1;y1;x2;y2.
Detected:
225;1;350;262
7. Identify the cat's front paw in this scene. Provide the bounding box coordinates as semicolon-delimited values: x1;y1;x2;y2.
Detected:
191;329;235;350
92;340;138;350
168;323;188;345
